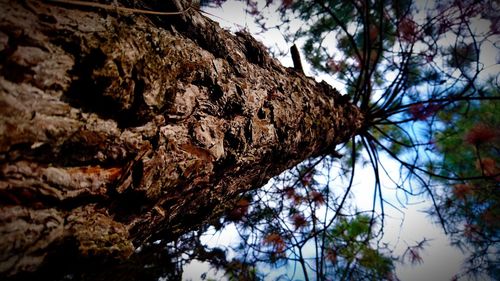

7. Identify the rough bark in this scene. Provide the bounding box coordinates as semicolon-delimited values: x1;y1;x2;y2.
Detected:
0;0;363;277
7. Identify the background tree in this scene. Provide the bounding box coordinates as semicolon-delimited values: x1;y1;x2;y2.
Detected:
429;80;499;279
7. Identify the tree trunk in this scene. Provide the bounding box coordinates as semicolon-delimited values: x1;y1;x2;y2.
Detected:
0;0;363;277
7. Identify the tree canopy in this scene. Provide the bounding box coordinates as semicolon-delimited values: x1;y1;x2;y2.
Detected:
188;0;500;280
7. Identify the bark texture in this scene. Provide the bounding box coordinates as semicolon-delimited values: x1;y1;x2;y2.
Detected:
0;0;363;277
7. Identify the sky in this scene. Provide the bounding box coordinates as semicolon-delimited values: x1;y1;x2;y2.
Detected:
181;1;497;280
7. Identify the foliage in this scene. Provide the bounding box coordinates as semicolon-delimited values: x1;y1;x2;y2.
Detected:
429;82;499;279
221;159;396;280
325;215;394;280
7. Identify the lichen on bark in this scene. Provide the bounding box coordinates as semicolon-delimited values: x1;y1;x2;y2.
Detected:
0;0;363;277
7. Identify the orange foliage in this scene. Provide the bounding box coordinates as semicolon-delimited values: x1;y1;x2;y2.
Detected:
291;213;307;229
464;123;497;145
475;158;499;177
452;183;473;199
263;233;286;253
300;172;313;186
481;209;500;228
408;102;439;120
284;186;295;199
326;248;337;263
310;191;325;206
281;0;293;8
326;59;346;73
463;223;481;241
292;194;304;205
227;198;250;221
283;186;305;205
398;17;418;43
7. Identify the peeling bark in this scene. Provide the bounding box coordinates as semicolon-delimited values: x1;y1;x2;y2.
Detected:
0;0;363;277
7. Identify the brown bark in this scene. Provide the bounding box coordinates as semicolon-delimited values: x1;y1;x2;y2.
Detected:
0;0;363;277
